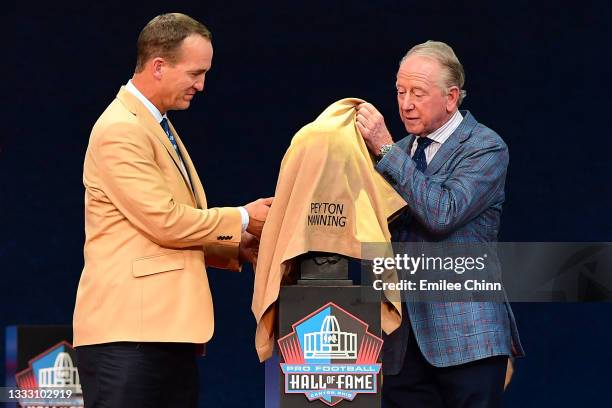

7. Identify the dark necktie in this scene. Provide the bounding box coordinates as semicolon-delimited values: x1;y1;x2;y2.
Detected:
160;117;193;191
412;137;434;172
160;118;181;157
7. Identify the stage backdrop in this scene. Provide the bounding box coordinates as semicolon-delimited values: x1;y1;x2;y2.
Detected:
3;1;611;406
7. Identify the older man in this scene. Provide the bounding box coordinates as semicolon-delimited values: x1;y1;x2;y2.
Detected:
73;13;271;408
356;41;524;407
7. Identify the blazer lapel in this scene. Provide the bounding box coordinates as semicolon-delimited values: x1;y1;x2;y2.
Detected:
168;121;207;209
116;87;197;204
424;136;461;176
424;111;476;176
403;135;416;156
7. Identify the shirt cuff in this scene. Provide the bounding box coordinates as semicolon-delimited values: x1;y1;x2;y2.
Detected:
238;207;249;233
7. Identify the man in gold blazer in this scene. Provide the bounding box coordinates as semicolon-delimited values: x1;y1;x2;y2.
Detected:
72;13;271;408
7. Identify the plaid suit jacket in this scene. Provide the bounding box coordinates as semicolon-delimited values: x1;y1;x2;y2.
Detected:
376;111;525;373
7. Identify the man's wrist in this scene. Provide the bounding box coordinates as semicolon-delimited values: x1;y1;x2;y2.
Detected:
377;143;393;160
238;207;249;232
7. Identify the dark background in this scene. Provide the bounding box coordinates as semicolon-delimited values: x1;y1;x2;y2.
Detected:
3;1;611;406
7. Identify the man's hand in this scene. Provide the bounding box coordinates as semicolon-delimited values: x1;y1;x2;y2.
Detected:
244;197;273;238
355;102;394;156
239;231;259;265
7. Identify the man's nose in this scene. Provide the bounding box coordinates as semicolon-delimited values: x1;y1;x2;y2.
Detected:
400;94;414;111
194;76;205;92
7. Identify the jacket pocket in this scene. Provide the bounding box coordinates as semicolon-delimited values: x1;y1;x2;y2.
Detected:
132;252;185;277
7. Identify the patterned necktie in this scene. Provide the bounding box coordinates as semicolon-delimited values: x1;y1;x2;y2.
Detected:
160;117;193;191
160;118;180;157
412;137;434;172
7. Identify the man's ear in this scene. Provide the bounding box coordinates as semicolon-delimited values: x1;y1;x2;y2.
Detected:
446;86;460;112
151;57;165;80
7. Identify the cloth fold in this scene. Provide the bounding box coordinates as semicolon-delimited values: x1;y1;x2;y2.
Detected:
252;98;406;361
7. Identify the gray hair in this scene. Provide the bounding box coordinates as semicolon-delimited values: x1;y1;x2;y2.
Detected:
400;40;467;106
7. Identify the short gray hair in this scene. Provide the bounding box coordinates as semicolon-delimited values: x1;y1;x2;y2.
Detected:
400;40;467;106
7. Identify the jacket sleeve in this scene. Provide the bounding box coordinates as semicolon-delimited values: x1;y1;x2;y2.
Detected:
91;122;242;250
375;139;508;236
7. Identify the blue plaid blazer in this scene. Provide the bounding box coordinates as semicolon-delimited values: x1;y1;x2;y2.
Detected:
377;111;524;373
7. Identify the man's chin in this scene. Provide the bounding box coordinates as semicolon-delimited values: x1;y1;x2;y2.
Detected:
173;101;191;110
404;124;422;135
403;118;418;131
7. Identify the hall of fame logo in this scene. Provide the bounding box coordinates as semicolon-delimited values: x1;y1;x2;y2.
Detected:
15;341;83;407
278;302;383;406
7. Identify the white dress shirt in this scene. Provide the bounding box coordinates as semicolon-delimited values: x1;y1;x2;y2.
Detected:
410;110;463;164
125;80;249;232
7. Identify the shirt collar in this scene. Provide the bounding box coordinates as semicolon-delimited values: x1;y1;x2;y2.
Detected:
421;110;463;145
125;79;167;123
